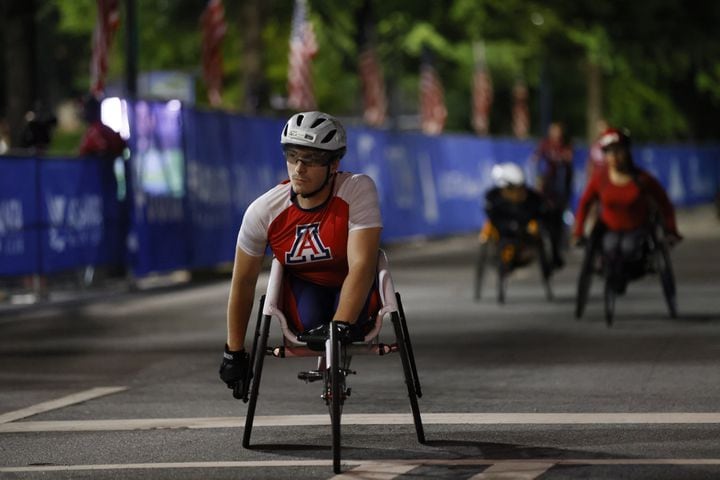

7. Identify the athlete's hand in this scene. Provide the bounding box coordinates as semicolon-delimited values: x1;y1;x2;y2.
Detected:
571;235;586;248
666;231;683;247
219;344;250;399
334;321;366;344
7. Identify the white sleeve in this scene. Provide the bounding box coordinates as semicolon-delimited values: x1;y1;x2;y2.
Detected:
345;174;383;232
236;198;268;257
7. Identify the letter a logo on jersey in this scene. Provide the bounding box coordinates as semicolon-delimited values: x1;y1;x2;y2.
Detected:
285;223;332;264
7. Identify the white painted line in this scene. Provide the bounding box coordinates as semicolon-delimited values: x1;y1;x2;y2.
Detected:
3;459;720;474
0;387;127;424
5;412;720;433
0;459;338;473
469;461;553;480
330;461;417;479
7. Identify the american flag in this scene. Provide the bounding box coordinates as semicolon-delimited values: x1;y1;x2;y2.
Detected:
90;0;121;95
358;45;387;127
287;0;318;111
512;79;530;139
419;48;447;135
471;41;493;136
201;0;227;107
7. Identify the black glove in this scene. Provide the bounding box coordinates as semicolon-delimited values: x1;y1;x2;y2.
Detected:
573;235;587;248
297;321;365;347
219;344;250;399
335;321;366;344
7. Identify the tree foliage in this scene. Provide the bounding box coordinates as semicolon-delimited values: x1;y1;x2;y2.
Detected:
12;0;720;143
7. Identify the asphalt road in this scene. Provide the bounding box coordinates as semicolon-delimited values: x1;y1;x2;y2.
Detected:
1;212;720;479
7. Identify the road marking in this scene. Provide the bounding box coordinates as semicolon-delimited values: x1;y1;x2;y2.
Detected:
5;412;720;433
3;459;720;474
0;387;127;424
330;462;417;479
468;461;553;479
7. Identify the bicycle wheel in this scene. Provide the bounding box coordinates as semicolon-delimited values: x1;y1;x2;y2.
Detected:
473;242;489;301
604;277;615;327
329;322;343;473
656;243;678;318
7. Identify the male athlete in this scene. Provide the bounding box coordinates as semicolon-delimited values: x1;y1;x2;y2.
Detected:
219;111;383;395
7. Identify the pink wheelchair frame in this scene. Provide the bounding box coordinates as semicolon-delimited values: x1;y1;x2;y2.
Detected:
239;250;425;473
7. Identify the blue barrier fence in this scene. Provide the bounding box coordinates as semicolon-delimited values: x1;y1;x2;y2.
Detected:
1;100;719;277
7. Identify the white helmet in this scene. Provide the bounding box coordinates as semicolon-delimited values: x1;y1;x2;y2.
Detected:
281;111;347;155
491;162;525;188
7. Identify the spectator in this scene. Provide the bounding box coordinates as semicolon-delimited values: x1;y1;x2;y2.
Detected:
19;107;57;154
78;95;127;160
532;121;574;268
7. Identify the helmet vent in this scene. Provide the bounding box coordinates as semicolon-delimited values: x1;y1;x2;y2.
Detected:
310;118;326;128
295;114;304;126
282;124;288;137
320;129;336;144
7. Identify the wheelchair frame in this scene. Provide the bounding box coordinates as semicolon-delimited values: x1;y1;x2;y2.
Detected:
239;250;425;474
575;221;677;326
474;221;554;304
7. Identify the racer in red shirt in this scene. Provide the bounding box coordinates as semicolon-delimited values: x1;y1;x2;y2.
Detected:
573;128;681;288
219;112;383;395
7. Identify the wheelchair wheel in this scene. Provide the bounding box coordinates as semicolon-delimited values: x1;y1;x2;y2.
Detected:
329;322;343;473
575;240;598;319
656;242;678;318
243;303;272;449
604;277;615;327
497;262;508;304
393;293;426;444
537;231;554;301
473;242;489;301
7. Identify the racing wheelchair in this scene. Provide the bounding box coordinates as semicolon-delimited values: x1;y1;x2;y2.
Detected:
237;250;425;474
575;220;677;326
473;219;555;304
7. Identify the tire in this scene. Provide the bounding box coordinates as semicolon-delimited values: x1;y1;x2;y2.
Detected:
329;322;343;474
473;242;489;301
656;243;678;318
604;278;615;327
497;262;507;304
575;242;596;319
537;231;554;301
391;308;425;444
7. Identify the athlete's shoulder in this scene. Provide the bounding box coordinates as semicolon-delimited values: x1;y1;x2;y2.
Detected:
245;182;292;221
335;171;377;195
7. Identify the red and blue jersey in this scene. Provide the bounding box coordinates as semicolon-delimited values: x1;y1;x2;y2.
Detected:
236;172;382;287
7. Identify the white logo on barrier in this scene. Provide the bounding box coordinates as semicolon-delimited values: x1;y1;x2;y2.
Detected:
417;153;439;223
45;195;104;252
285;223;331;264
385;146;414;209
668;159;685;203
0;199;23;234
0;199;25;256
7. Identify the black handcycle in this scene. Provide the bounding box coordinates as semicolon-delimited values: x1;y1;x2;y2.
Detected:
473;219;555;304
575;220;677;326
237;250;425;474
